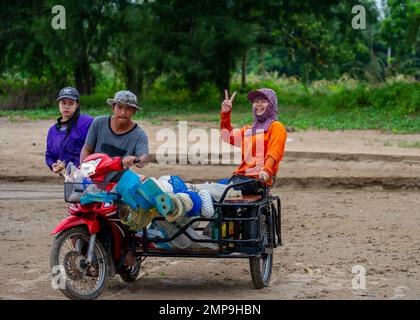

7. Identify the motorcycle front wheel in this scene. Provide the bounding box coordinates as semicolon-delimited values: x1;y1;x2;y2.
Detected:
50;227;109;300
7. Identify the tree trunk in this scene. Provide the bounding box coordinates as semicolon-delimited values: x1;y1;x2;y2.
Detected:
137;71;144;96
125;64;136;94
125;67;144;97
259;45;266;74
215;53;231;99
241;49;248;88
74;66;84;94
74;58;94;95
304;65;309;86
387;46;392;66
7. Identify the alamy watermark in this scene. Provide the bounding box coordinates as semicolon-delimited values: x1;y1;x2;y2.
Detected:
351;265;366;290
51;265;67;290
51;4;367;31
154;121;266;171
351;5;366;30
51;5;66;30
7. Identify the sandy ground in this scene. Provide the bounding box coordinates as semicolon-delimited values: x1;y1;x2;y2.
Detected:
1;117;420;300
1;118;420;186
0;187;419;300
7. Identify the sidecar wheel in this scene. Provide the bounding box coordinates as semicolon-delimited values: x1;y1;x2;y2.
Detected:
249;213;274;289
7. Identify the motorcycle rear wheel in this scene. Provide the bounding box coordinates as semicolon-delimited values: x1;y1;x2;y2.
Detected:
119;258;141;283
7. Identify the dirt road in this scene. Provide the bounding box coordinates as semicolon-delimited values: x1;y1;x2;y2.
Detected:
1;117;420;300
1;118;420;184
0;185;419;300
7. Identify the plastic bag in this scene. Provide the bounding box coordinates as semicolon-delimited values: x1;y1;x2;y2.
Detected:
64;162;88;182
190;182;242;202
198;190;214;218
64;162;90;202
157;176;174;193
64;162;76;182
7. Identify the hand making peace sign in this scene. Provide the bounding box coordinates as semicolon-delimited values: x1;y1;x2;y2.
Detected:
221;89;237;113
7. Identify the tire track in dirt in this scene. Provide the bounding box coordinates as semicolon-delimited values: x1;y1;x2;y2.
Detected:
1;175;420;201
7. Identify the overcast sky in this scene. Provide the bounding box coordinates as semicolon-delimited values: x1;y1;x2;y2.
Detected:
375;0;386;19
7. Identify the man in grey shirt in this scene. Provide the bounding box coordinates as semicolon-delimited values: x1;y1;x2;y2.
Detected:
80;90;150;171
84;115;149;162
80;90;150;267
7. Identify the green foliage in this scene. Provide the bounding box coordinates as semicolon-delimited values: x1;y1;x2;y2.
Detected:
0;75;55;110
380;0;420;77
0;0;418;133
2;75;419;133
308;80;420;116
237;76;420;133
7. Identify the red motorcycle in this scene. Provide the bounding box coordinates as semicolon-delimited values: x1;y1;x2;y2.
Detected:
50;153;142;300
50;154;282;300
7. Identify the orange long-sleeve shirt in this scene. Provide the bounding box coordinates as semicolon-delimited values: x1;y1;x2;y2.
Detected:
220;111;287;184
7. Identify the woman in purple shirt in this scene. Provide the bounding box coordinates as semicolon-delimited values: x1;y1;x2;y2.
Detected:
45;87;93;173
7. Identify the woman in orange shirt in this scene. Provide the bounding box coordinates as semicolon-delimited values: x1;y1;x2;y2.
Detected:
220;88;287;195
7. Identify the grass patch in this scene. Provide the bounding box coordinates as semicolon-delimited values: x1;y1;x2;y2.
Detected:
397;140;420;148
382;140;420;148
2;103;420;133
383;140;394;147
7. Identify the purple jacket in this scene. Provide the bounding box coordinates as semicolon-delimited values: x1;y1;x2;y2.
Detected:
45;114;93;170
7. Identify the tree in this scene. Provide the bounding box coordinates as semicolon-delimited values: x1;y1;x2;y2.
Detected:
109;0;162;96
256;0;379;82
0;1;60;80
381;0;419;77
34;0;116;94
149;0;269;94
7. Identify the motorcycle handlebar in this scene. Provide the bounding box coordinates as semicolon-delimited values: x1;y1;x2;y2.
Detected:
120;157;142;165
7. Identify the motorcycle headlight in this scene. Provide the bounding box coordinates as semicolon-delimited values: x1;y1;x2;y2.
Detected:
81;159;102;176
